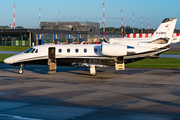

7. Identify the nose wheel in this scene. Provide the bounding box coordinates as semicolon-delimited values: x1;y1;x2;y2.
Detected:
18;64;25;74
18;68;23;74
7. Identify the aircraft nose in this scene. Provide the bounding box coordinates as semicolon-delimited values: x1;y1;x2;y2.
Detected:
4;57;14;64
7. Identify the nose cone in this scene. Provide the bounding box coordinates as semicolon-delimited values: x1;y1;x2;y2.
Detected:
4;57;14;64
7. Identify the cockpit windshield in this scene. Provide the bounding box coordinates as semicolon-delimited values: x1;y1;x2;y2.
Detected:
24;48;37;53
24;48;33;53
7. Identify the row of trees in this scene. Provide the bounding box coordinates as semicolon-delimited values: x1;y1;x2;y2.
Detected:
100;26;180;36
0;25;24;29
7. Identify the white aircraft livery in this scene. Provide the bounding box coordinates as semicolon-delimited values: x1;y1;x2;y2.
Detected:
4;18;177;75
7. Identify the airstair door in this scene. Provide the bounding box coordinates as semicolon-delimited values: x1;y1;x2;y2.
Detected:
48;47;56;73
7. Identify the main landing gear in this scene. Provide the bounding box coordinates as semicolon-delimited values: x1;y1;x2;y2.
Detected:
89;65;97;76
71;62;107;76
18;64;25;74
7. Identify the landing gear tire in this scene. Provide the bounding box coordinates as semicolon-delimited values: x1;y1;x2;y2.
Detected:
18;68;23;74
90;72;97;76
18;64;25;74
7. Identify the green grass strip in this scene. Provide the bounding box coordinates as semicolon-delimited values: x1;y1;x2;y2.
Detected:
125;58;180;69
0;54;14;63
0;46;30;51
162;51;180;54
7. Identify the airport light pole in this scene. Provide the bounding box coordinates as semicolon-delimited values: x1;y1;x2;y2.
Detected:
133;13;134;33
141;16;143;33
102;2;105;37
121;9;123;37
148;18;149;33
13;3;16;29
39;8;41;29
153;22;155;33
58;11;60;22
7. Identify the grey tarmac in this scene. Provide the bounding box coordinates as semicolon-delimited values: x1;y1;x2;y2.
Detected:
0;63;180;120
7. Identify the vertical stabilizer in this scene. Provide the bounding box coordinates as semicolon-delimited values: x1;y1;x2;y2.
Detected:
149;18;177;43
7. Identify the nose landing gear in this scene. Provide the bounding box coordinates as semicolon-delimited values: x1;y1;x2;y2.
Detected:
18;64;25;74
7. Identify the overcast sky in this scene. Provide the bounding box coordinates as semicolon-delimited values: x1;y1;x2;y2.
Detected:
0;0;180;29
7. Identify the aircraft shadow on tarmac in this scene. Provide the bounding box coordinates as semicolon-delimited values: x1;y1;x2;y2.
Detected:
0;64;106;75
113;68;150;75
1;63;180;76
0;63;148;75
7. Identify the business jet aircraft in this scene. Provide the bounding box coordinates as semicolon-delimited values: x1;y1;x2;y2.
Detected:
108;34;180;44
4;18;177;75
108;28;180;44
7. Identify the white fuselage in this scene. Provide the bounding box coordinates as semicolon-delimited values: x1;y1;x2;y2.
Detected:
4;44;108;65
4;41;169;65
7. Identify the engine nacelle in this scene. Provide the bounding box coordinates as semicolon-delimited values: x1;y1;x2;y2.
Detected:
101;44;127;56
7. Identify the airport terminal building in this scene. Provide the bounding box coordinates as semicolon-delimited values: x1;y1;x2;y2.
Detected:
0;21;121;46
0;29;89;46
0;21;99;46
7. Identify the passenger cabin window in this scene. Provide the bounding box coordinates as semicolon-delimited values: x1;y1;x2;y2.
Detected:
59;49;62;53
84;48;87;53
94;48;97;53
75;49;79;53
67;49;70;53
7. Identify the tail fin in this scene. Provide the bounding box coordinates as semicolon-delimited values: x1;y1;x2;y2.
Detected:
149;18;177;43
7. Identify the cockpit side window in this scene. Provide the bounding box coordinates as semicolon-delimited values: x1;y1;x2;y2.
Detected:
30;49;35;53
35;49;38;53
24;48;33;53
